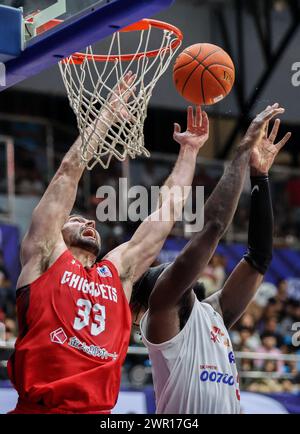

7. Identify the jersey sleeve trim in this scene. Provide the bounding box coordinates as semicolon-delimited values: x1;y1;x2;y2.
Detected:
140;298;198;351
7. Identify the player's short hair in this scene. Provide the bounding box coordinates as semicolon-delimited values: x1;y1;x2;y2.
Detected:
131;262;206;313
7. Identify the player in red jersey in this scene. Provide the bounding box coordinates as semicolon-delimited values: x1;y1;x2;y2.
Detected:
7;73;210;414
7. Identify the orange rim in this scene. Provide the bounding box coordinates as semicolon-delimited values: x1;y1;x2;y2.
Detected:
65;19;183;64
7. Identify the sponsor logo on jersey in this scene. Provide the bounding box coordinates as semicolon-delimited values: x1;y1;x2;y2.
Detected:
210;325;231;348
210;326;224;343
50;327;67;344
199;369;235;387
68;336;118;361
228;351;236;364
200;364;217;370
97;265;112;278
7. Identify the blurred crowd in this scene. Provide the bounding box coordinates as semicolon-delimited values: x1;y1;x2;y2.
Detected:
2;146;300;242
230;278;300;393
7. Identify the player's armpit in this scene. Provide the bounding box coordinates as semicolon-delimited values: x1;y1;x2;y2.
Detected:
146;292;195;344
202;290;223;318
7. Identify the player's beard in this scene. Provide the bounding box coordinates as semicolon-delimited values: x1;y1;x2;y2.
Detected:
69;231;101;257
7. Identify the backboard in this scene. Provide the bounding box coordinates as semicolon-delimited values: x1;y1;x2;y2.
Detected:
0;0;175;91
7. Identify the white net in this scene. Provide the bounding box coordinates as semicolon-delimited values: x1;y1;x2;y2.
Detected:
59;20;182;170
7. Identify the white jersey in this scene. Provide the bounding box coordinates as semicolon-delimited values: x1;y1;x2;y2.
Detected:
140;299;240;414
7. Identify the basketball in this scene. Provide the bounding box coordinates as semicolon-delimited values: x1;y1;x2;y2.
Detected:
173;43;235;105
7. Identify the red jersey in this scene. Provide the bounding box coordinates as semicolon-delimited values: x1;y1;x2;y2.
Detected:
7;250;131;414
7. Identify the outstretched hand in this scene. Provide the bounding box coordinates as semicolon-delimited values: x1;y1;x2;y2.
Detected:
249;104;291;175
102;71;136;123
242;103;288;155
173;106;209;153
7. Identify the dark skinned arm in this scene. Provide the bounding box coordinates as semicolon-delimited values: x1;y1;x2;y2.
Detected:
204;113;291;329
146;104;287;344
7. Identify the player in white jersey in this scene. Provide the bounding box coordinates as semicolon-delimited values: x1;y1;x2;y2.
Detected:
132;103;291;414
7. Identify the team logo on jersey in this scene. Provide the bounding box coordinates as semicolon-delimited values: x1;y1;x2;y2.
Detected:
50;327;67;345
210;325;230;348
210;326;224;343
97;265;112;278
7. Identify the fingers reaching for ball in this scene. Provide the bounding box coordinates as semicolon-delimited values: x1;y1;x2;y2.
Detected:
173;106;209;152
255;103;285;125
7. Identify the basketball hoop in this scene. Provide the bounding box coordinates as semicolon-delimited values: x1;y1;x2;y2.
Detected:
58;19;183;169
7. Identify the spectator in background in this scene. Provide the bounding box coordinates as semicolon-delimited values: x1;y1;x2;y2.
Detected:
231;317;261;352
280;344;298;375
280;299;300;345
239;345;255;372
276;279;289;305
248;282;278;322
234;326;257;351
0;251;10;285
261;316;284;347
16;161;44;196
248;360;283;393
263;359;279;374
286;176;300;236
239;312;257;329
0;250;12;311
4;317;17;344
0;310;5;343
255;332;283;373
261;297;284;323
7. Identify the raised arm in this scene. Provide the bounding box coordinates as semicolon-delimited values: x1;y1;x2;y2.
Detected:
146;104;286;344
18;73;135;286
205;111;291;329
106;106;209;299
